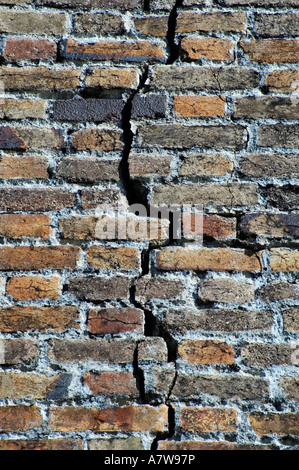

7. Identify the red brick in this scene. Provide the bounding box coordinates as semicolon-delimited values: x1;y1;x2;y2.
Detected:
0;246;81;271
3;38;57;61
0;188;75;212
0;406;42;432
88;308;144;335
0;214;51;240
178;340;235;365
84;372;138;397
179;407;238;433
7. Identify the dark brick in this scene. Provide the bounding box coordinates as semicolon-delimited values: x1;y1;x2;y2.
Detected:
264;186;299;211
56;158;120;183
258;282;298;302
81;188;125;210
68;277;131;301
39;0;142;9
239;213;299;238
219;0;299;4
258;125;299;148
0;189;76;212
255;13;299;37
51;99;124;122
0;127;27;150
47;375;72;400
234;97;299;120
283;308;299;332
242;344;296;367
0;339;39;365
74;13;125;35
131;94;167;119
240;154;299;178
0;439;83;451
135;278;184;302
280;378;299;401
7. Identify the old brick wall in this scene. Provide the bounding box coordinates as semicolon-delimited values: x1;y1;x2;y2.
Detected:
0;0;298;451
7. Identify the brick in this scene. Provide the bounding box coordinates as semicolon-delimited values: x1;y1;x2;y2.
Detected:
0;99;46;120
0;306;79;333
198;278;254;303
6;276;61;301
172;374;269;401
0;439;83;451
162;308;273;335
135;277;184;301
138;124;247;149
258;125;299;148
0;406;42;432
133;16;168;36
242;344;297;367
150;0;176;10
181;38;234;61
0;127;27;150
51;99;124;122
178;340;235;365
0;188;75;212
280;378;299;401
0;246;80;271
61;39;165;62
265;70;299;92
174;96;225;118
240;154;299;178
0;0;34;3
0;126;64;150
239;213;299;239
0;67;81;92
0;373;71;400
138;338;168;362
68;277;131;301
48;338;135;364
283;308;299;332
88;437;144;451
179;153;233;176
39;0;143;8
219;0;299;4
3;38;57;61
84;372;138;397
81;188;126;210
249;413;299;436
74;13;125;35
0;214;51;240
255;14;299;37
0;11;68;35
59;216;97;240
176;12;245;33
0;339;39;365
72;128;123;151
234;97;299;120
179;407;237;433
150;66;260;91
241;40;299;63
258;282;298;302
156;247;262;272
87;246;140;270
265;186;299;211
269;249;299;272
202;215;236;239
56;158;120;183
158;441;270;450
86;67;140;89
132;94;167;119
88;308;144;335
129;154;172;178
0;156;48;179
143;367;176;402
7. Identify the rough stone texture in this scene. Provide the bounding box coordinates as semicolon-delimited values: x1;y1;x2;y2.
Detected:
68;277;131;301
72;128;123;151
0;189;76;212
240;154;299;178
0;339;39;365
56;158;120;183
174;96;226;118
266;70;299;92
135;277;184;301
0;11;68;35
234;97;299;120
179;407;238;433
198;278;255;304
74;13;125;35
86;67;140;89
178;340;235;365
248;413;299;436
51;99;124;122
255;14;299;38
131;94;167;118
0;156;48;179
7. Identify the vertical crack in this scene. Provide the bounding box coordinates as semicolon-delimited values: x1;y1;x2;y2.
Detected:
166;0;183;64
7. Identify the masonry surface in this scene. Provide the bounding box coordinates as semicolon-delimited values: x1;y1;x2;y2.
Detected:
0;0;298;451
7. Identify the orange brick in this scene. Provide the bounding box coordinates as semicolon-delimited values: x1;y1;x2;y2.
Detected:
241;40;299;63
0;156;48;179
72;128;123;151
0;406;42;432
86;67;140;89
0;67;81;92
0;214;51;240
84;372;138;397
176;11;246;33
178;340;235;365
0;372;70;400
179;407;238;433
266;70;299;92
6;276;61;301
269;249;299;271
0;246;81;271
181;38;234;61
249;413;299;436
88;308;144;335
174;96;225;117
87;246;140;270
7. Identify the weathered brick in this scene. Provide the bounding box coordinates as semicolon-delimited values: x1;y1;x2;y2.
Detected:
0;67;81;92
129;154;172;178
88;308;144;335
0;156;48;179
242;344;297;367
138;124;247;149
181;38;234;61
74;13;125;35
198;278;254;304
61;39;165;62
143;367;176;402
0;126;64;150
265;186;299;211
258;282;298;302
0;439;83;451
219;0;299;4
158;441;270;450
131;94;167;119
87;246;140;270
156;247;263;272
0;246;80;271
241;40;299;63
0;339;39;365
48;338;135;364
202;215;236;239
56;158;120;183
255;13;299;37
240;213;299;239
178;340;235;365
0;99;46;120
249;413;299;436
0;214;51;240
234;97;299;120
0;127;27;150
269;249;299;272
0;406;42;432
49;405;168;432
0;0;34;3
6;276;61;301
283;308;299;332
150;66;260;91
265;70;299;92
280;378;299;401
39;0;143;9
179;407;238;433
51;99;124;122
135;277;184;302
0;11;68;35
72;128;123;151
258;125;299;148
177;11;245;33
86;67;140;89
81;188;126;210
138;338;168;362
59;216;97;240
68;277;131;301
0;306;79;333
133;16;168;36
3;38;57;61
179;153;233;176
0;188;75;212
240;154;299;178
174;96;225;117
84;372;138;397
0;373;71;400
88;437;144;451
150;0;176;10
172;374;269;401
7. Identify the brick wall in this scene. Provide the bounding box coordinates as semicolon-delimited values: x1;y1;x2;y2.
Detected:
0;0;298;451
